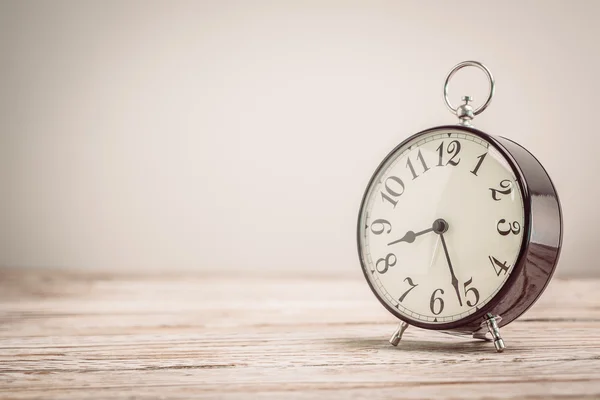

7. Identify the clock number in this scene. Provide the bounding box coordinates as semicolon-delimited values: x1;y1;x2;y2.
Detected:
398;277;418;302
496;219;521;236
489;256;510;276
406;149;430;180
376;253;397;274
370;219;392;235
463;277;480;307
429;288;445;315
436;140;461;167
470;152;488;176
489;179;513;201
447;141;461;166
380;176;405;208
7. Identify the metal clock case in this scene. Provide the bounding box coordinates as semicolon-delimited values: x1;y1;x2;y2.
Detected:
356;61;562;352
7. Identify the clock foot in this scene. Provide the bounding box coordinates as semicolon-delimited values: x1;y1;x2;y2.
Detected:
389;321;410;346
482;313;505;352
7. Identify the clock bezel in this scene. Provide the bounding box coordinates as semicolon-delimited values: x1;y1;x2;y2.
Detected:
357;125;533;331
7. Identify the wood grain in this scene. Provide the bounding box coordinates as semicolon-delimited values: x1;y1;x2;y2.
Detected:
0;267;599;399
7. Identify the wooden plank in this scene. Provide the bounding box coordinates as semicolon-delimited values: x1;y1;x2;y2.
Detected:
0;267;599;399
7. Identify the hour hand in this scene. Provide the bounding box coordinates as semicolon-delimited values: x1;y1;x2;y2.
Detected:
388;227;433;246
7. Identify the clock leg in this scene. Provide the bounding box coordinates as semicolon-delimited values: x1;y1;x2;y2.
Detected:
482;313;505;352
389;321;410;346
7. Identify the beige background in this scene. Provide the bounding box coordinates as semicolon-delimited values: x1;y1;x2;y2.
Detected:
0;1;597;276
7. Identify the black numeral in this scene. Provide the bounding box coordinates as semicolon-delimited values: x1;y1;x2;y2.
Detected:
376;253;397;274
380;176;405;208
429;288;445;315
398;277;418;302
406;149;430;180
489;256;510;276
370;219;392;235
496;219;521;236
463;277;480;307
436;140;461;167
471;152;488;176
489;179;513;201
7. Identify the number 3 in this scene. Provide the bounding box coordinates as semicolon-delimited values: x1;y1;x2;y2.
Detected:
497;219;521;236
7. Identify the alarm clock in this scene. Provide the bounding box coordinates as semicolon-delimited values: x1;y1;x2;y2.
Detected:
356;61;562;352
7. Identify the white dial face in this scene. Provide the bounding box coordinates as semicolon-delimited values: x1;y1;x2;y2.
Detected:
358;128;525;325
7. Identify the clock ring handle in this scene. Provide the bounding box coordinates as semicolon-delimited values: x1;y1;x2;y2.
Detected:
443;61;495;123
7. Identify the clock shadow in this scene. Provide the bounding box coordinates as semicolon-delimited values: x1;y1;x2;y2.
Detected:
337;337;490;354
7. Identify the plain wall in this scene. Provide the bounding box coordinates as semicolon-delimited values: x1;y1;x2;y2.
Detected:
0;0;598;276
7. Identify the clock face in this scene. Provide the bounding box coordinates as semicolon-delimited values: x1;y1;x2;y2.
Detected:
358;127;526;327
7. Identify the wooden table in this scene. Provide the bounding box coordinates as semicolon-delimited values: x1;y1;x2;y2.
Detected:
0;268;599;399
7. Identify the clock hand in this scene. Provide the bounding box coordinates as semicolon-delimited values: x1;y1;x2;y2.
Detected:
387;227;434;246
439;232;463;307
388;219;448;246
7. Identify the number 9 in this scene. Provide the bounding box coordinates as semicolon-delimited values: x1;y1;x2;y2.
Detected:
370;219;392;235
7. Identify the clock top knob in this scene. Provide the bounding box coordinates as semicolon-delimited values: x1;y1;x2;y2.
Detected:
456;96;475;127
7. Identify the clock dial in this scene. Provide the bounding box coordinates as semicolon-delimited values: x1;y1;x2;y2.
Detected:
358;128;525;325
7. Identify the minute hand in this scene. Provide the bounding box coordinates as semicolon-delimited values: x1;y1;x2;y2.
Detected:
439;233;462;307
